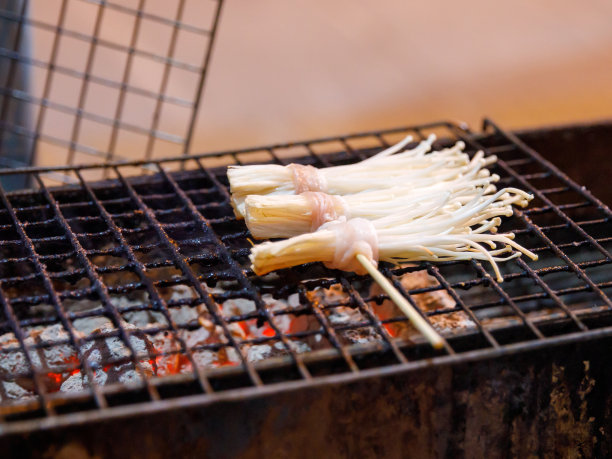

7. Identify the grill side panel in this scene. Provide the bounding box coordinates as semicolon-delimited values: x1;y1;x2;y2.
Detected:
1;336;610;458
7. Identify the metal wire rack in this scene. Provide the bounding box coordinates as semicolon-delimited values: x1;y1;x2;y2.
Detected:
0;0;224;188
0;119;610;429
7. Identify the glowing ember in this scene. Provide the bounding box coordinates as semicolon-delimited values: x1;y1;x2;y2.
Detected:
383;323;396;337
1;271;476;401
46;372;63;387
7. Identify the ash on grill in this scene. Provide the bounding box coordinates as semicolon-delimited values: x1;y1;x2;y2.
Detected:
0;264;474;400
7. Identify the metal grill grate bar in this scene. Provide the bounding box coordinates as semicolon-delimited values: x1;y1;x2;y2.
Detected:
425;264;501;349
0;47;194;107
339;277;409;364
80;0;213;36
380;264;455;354
0;183;107;410
74;170;215;394
0;0;224;178
0;10;202;73
449;124;612;327
112;165;263;386
33;174;161;401
159;161;313;379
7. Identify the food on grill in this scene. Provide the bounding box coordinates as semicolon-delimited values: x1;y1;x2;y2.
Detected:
244;156;499;238
250;187;537;281
232;137;534;349
228;135;489;218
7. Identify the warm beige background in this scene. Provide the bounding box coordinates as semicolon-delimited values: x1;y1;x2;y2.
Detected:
31;0;612;163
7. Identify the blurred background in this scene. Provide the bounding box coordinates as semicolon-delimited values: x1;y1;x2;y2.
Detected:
201;0;612;151
1;0;611;170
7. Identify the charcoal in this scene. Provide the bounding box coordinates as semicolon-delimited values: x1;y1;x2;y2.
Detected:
1;381;35;402
60;370;107;392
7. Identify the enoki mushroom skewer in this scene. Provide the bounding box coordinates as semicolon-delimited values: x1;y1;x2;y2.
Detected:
230;136;535;349
244;152;501;239
249;187;536;281
228;134;491;218
247;187;536;349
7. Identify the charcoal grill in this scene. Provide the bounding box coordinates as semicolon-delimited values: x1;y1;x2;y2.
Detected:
0;1;611;457
0;118;609;457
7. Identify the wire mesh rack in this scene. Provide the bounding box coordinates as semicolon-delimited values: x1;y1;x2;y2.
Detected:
0;119;610;428
0;0;224;189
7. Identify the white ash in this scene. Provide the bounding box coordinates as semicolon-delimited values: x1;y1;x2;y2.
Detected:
60;369;108;393
191;345;243;367
24;324;80;373
1;381;35;402
79;323;154;373
118;367;145;386
73;316;114;335
169;305;199;326
194;287;322;363
182;322;241;367
167;284;201;325
269;293;318;336
110;290;165;329
167;284;196;302
285;340;312;354
182;327;215;348
0;332;37;401
192;349;217;368
0;332;25;375
223;346;241;365
149;330;185;376
247;345;274;362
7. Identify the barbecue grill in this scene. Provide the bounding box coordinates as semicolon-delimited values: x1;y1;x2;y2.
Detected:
0;2;611;458
0;119;608;457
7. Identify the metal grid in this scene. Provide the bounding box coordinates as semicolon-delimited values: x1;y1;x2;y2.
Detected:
0;0;223;187
0;119;611;425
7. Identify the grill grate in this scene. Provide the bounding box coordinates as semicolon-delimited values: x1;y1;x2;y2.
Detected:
0;0;224;188
0;119;611;426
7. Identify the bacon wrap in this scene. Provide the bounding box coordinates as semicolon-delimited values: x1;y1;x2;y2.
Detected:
302;191;349;231
318;218;379;275
287;164;327;194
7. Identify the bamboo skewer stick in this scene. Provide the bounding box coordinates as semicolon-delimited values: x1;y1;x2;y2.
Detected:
355;254;445;349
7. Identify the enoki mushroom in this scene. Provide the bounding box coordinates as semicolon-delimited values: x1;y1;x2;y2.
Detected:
244;151;501;238
250;187;537;282
228;135;485;218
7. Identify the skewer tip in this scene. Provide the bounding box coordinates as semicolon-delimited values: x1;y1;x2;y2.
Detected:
355;253;445;351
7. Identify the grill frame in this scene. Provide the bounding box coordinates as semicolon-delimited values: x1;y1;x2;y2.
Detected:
0;119;611;438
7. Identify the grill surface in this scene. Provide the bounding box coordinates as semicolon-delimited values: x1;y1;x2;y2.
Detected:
0;119;611;438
